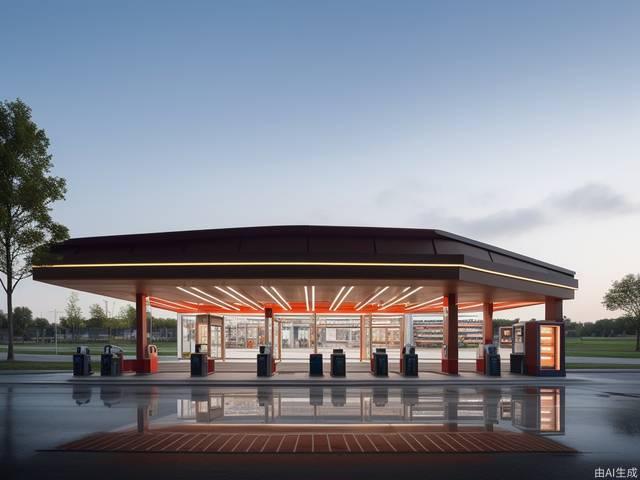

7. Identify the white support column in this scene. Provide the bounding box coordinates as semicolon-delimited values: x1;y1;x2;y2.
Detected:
313;313;318;354
404;314;414;346
176;313;182;360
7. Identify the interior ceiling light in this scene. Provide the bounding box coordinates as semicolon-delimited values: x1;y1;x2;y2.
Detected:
304;286;310;312
150;297;197;311
260;286;290;310
458;302;484;310
380;286;423;311
214;286;261;311
405;296;443;311
355;286;390;311
329;286;346;311
406;296;443;311
177;287;232;310
270;286;291;310
331;285;354;311
379;286;412;309
191;287;240;311
151;301;196;311
311;285;315;312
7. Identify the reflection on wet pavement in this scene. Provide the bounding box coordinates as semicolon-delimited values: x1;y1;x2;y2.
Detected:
2;377;640;477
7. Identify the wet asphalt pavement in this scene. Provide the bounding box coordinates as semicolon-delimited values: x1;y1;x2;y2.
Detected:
1;372;639;480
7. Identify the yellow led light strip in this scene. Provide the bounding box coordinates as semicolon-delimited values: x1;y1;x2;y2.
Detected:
32;261;577;291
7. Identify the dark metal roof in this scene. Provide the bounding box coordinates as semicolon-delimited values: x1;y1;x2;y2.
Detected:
42;225;575;277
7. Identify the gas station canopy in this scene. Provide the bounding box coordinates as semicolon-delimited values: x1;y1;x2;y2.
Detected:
32;225;577;315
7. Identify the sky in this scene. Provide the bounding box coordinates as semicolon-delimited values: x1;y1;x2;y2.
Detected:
1;0;639;322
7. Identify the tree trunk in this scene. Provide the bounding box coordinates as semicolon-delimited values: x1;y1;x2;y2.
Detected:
636;324;639;352
5;245;14;361
6;287;14;361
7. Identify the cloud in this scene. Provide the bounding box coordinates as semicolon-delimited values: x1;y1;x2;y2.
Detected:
416;183;639;238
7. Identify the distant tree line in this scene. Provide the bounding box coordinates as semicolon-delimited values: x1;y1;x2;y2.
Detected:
490;316;636;338
0;291;176;339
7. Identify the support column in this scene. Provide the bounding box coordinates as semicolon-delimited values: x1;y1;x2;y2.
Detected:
313;313;318;354
477;302;494;373
264;307;272;349
176;313;183;360
403;314;414;346
135;293;148;363
441;293;458;375
545;297;563;321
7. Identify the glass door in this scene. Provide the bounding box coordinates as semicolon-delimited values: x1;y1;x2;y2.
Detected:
371;316;402;360
181;315;196;359
209;315;224;359
195;315;210;354
278;315;312;361
316;316;360;359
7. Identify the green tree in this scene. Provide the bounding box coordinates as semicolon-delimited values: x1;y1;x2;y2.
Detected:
33;316;50;329
61;291;84;340
87;303;108;329
602;274;640;351
116;305;137;329
0;99;68;360
12;306;33;335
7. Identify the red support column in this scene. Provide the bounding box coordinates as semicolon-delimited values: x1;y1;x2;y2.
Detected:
441;293;458;375
545;297;563;321
477;302;494;373
135;293;148;373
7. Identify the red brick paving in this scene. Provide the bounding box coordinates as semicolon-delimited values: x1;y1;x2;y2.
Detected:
57;426;575;454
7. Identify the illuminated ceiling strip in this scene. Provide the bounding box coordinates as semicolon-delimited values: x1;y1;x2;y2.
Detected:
332;285;354;311
311;285;315;312
191;287;240;311
177;286;232;310
260;286;288;310
405;296;444;311
355;286;390;311
33;261;577;291
215;286;261;310
270;286;291;310
329;286;346;311
380;286;423;311
151;300;197;311
379;286;411;309
149;297;197;311
458;302;484;310
304;286;310;312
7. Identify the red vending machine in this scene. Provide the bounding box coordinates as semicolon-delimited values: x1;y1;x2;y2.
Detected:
525;321;565;377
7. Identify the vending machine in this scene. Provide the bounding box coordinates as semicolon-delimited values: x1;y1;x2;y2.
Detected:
511;387;565;435
510;322;526;374
499;326;513;348
525;321;565;377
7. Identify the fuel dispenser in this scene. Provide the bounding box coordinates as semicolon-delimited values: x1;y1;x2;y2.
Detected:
100;345;124;376
257;345;274;377
309;353;323;376
484;344;501;376
400;345;419;377
73;346;93;376
330;348;346;377
371;348;388;376
191;343;215;376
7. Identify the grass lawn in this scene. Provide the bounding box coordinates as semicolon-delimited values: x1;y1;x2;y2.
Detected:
0;360;100;371
565;337;640;358
0;341;177;356
566;363;640;369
